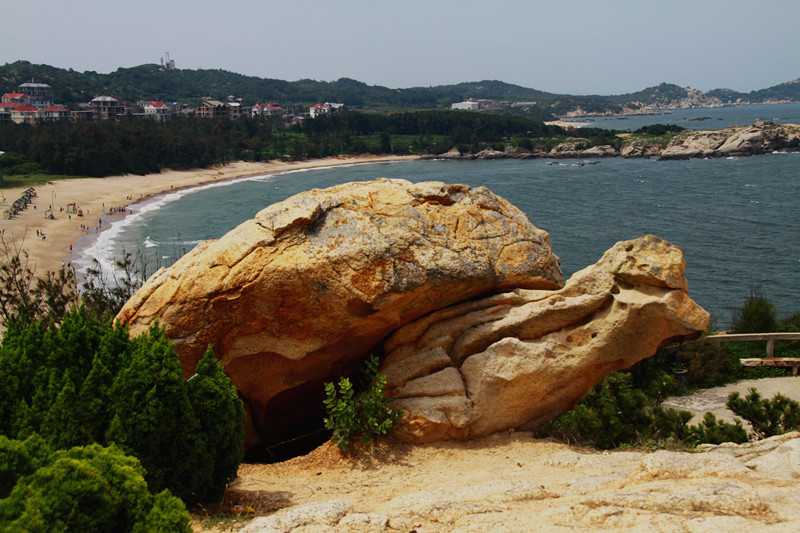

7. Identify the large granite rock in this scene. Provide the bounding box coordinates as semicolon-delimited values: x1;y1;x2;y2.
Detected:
660;122;800;160
116;179;563;446
659;130;729;160
381;235;709;443
620;139;662;158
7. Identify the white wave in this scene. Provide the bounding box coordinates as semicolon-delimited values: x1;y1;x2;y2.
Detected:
143;236;159;248
76;173;274;278
75;161;396;279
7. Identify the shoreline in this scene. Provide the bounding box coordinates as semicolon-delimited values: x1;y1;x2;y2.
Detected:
0;155;419;276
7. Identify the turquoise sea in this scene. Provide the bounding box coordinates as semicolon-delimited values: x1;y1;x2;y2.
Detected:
80;105;800;326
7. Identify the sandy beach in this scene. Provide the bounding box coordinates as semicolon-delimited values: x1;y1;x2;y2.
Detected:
544;119;592;129
0;155;418;277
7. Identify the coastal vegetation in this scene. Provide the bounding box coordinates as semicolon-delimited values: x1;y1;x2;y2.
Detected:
0;244;246;530
0;111;633;179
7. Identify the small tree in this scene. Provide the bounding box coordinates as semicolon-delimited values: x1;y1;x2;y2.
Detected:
80;249;150;318
0;234;76;328
106;323;208;503
731;285;777;333
186;347;246;502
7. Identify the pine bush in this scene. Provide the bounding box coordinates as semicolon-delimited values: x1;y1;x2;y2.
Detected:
727;388;800;439
0;443;190;533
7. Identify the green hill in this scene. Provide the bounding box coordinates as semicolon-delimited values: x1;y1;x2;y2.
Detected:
1;60;797;115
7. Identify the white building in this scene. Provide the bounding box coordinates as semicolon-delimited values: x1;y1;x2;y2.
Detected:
309;102;345;118
143;101;171;121
451;100;480;111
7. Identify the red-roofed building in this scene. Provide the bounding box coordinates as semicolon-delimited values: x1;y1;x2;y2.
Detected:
41;106;71;120
309;103;329;118
252;103;284;117
143;101;171;121
11;106;40;124
2;93;29;105
309;102;344;118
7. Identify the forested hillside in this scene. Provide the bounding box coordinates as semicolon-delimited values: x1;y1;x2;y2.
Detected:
3;61;798;117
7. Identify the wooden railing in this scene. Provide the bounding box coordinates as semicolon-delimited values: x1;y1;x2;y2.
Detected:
707;333;800;375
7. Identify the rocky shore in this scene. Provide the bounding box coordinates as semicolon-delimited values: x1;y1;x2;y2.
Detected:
421;121;800;162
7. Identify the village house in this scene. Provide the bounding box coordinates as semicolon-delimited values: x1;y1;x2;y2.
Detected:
40;106;71;120
196;100;228;119
89;96;126;122
309;102;345;118
252;103;283;117
2;92;29;106
143;101;171;121
10;105;40;124
451;100;480;111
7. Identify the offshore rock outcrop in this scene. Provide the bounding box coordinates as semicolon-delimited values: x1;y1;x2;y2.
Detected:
420;121;800;161
116;179;562;448
381;235;709;443
657;121;800;160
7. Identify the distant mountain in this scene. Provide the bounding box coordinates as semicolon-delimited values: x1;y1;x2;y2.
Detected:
708;78;800;104
419;80;559;101
1;61;797;116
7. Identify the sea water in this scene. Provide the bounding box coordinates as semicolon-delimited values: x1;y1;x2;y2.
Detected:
578;102;800;131
80;153;800;327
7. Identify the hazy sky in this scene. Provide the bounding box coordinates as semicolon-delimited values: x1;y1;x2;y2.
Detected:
3;0;798;95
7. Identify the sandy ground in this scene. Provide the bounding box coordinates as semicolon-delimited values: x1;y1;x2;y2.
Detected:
192;377;800;532
544;120;592;129
0;155;418;276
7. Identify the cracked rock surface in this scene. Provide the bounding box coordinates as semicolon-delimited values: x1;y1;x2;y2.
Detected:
116;179;562;448
381;234;709;443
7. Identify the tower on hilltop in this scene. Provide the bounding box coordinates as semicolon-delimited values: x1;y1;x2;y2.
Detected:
161;52;176;70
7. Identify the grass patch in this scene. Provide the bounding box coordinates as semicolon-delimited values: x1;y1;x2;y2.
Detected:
1;174;93;190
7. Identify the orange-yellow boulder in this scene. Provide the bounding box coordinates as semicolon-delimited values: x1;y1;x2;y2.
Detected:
116;179;563;447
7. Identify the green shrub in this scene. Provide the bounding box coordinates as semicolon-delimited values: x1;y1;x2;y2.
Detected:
323;354;402;451
106;324;209;503
686;412;748;445
0;442;190;533
727;388;800;439
541;371;750;449
731;286;778;333
0;434;52;499
542;372;676;449
0;315;245;505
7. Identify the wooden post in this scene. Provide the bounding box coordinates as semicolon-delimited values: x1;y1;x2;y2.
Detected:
767;339;774;357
